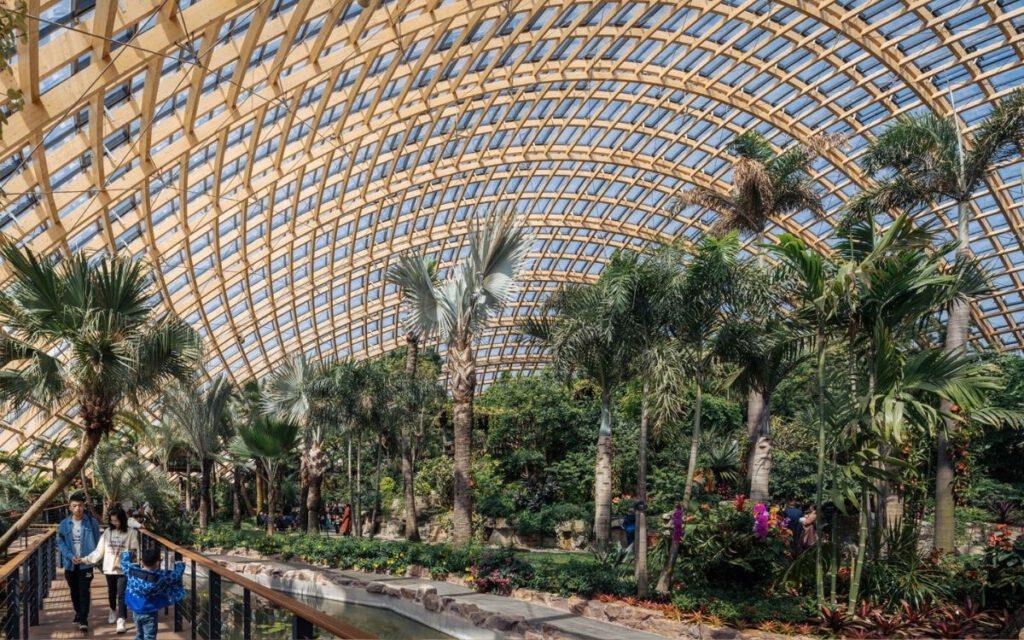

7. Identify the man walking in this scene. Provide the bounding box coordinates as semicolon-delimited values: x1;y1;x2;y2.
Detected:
57;491;100;631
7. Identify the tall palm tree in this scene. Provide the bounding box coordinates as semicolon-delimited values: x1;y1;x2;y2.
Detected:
388;210;531;544
387;255;439;541
676;130;833;501
0;247;201;552
263;356;336;534
522;251;653;552
234;416;299;536
90;438;176;519
857;91;1024;551
717;266;810;502
161;375;233;530
655;233;739;594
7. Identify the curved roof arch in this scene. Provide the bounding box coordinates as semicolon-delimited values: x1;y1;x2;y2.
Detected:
2;0;1024;460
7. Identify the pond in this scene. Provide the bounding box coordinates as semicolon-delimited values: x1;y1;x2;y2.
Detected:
191;578;455;639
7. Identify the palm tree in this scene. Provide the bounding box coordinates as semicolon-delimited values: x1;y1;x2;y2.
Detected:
522;251;654;552
387;255;439;541
717;266;811;502
655;233;739;594
387;210;531;544
234;416;299;536
0;247;201;552
91;438;176;519
676;130;833;502
161;375;233;530
263;356;337;534
857;91;1024;551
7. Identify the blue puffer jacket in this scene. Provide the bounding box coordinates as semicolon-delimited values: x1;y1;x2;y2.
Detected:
56;514;100;570
121;552;186;615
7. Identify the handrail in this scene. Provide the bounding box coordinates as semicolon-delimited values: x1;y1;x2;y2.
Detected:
0;528;54;583
139;529;375;640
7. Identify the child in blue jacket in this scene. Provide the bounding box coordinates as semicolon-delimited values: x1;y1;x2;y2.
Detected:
120;549;186;640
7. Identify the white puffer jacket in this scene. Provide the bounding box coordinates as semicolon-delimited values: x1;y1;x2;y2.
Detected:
82;527;141;575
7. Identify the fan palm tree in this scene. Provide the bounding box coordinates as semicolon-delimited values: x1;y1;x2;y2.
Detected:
522;251;655;552
387;255;439;541
856;91;1024;551
234;416;299;536
161;375;233;530
90;438;176;519
655;233;739;594
263;355;338;534
387;209;531;544
0;247;201;552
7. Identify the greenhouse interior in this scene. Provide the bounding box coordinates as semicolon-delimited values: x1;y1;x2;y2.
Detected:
0;0;1024;638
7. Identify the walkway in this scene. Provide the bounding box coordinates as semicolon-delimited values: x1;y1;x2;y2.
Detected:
34;573;188;639
211;554;667;640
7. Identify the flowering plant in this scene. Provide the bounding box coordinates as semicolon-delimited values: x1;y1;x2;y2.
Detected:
753;504;770;540
733;494;747;512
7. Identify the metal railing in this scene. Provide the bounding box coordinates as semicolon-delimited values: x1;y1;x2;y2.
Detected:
0;526;57;640
139;529;374;640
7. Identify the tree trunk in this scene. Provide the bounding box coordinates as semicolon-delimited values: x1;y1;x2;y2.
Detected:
184;458;192;512
450;340;476;545
347;436;354;533
298;458;310;533
306;472;323;535
266;470;277;536
744;390;763;481
635;381;650;597
370;439;383;537
198;458;211;531
593;389;614;552
656;365;703;595
402;334;421;541
354;434;363;538
935;189;971;551
232;466;243;530
848;481;870;609
0;429;103;553
255;473;264;515
813;325;827;604
748;393;772;503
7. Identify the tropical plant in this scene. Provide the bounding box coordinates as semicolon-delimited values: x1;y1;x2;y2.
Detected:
263;356;337;534
387;256;439;542
161;375;233;530
234;416;299;536
90;438;176;519
655;233;740;594
856;90;1024;551
522;251;652;552
386;209;531;544
0;247;202;552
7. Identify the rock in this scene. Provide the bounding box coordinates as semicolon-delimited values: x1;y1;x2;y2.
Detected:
567;596;588;615
365;582;385;594
483;613;527;632
382;585;402;598
416;585;437;599
544;595;569;610
708;629;740;639
421;593;441;612
601;603;623;621
488;527;515;548
405;564;431;578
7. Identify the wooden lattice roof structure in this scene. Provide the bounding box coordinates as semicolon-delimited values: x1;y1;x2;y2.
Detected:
1;0;1024;463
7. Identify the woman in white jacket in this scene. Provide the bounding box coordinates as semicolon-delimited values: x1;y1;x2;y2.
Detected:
80;504;140;634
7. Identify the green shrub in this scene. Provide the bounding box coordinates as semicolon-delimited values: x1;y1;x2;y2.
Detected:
513;503;590;536
528;560;633;597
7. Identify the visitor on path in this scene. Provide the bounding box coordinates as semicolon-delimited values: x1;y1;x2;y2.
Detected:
623;507;637;547
783;498;804;547
799;505;818;548
671;502;684;544
122;548;186;640
83;504;142;634
57;491;100;632
340;503;352;535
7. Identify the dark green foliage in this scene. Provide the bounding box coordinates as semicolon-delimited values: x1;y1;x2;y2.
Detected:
671;589;810;626
513;503;591;536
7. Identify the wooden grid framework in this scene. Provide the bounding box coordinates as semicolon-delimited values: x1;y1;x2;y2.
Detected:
1;0;1023;461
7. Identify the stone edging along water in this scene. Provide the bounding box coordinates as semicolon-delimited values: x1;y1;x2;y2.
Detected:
203;547;810;640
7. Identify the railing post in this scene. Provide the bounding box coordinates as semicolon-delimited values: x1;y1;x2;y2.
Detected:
242;588;251;640
173;551;183;633
28;546;38;627
208;572;221;640
292;615;315;640
190;560;197;640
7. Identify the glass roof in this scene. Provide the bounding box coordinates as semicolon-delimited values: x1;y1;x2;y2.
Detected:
2;0;1024;461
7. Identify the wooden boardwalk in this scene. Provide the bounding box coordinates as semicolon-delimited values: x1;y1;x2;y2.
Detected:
34;572;188;639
